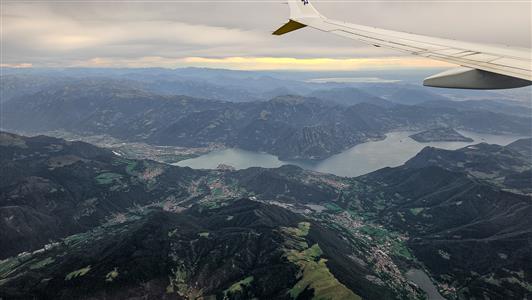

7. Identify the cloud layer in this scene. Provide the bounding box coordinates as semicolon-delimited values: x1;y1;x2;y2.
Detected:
2;0;530;70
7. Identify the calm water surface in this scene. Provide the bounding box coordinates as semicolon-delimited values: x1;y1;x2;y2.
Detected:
406;269;445;300
175;131;526;177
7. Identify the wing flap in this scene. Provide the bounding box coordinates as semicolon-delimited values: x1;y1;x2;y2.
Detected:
273;20;307;36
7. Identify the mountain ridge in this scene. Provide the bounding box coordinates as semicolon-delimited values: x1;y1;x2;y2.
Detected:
4;82;530;160
1;131;530;299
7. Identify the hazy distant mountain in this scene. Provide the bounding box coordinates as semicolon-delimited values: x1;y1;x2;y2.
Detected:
0;68;313;103
5;68;530;106
0;75;75;103
4;82;531;160
386;88;450;105
419;98;532;117
1;131;530;299
309;87;393;107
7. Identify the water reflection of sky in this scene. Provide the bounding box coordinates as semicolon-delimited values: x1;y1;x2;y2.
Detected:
175;131;528;177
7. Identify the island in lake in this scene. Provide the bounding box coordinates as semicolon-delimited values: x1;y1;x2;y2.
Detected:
410;127;474;143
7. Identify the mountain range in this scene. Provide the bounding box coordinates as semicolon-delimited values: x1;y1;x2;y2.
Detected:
1;131;530;299
3;78;531;160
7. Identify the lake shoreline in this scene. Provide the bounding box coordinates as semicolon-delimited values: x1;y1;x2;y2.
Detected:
406;269;446;300
175;130;529;177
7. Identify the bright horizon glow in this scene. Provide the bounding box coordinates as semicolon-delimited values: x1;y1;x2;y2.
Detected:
0;56;452;71
180;57;452;71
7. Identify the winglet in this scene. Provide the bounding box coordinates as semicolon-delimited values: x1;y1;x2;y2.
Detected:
288;0;323;20
273;0;323;36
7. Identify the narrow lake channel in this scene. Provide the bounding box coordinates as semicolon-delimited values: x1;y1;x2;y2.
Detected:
175;130;526;177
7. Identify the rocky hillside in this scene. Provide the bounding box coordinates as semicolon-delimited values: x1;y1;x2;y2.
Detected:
0;132;419;299
1;132;530;300
1;199;402;299
405;140;532;194
506;138;532;159
351;140;532;299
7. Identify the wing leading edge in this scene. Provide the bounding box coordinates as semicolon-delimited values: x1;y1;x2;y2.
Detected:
274;0;532;89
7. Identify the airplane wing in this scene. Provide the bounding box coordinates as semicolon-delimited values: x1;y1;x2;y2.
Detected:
274;0;532;89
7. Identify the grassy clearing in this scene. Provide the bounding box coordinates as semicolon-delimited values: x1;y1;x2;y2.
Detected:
95;172;123;185
391;240;413;260
283;223;361;300
285;243;322;263
224;276;254;296
0;257;22;278
409;208;425;216
125;160;138;174
105;267;119;282
289;258;361;300
358;225;413;260
65;265;91;280
283;222;310;238
168;229;178;238
199;199;225;210
29;257;55;270
360;225;388;241
287;244;361;300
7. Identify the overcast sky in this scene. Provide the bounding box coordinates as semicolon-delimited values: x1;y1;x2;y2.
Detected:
1;0;530;70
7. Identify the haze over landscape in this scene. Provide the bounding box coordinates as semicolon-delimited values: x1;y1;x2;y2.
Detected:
1;1;531;299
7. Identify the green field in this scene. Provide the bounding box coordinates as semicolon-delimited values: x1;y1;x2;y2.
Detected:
283;222;362;300
95;172;123;185
224;276;254;296
65;265;91;280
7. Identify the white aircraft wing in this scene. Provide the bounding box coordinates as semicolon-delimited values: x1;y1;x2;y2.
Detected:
274;0;532;89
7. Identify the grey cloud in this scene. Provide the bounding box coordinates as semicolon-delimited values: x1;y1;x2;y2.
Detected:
2;0;530;67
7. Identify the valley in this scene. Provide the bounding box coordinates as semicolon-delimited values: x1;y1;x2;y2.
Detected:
2;71;531;162
1;68;531;300
0;131;530;299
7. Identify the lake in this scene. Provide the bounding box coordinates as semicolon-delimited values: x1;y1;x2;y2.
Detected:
174;131;527;177
405;269;446;300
